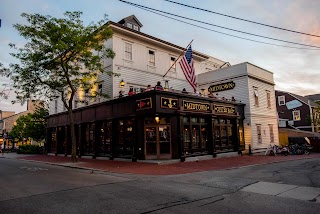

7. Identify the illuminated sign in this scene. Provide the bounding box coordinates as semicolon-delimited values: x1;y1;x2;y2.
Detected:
214;105;236;114
161;97;178;109
208;81;235;93
183;100;210;112
136;98;152;110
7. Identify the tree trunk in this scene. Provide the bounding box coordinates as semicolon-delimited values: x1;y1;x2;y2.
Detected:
68;109;77;162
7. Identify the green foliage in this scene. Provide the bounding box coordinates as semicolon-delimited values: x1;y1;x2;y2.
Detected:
17;145;43;154
0;11;116;108
0;11;117;162
10;102;48;142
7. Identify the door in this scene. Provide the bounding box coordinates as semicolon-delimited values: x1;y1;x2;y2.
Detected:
145;125;171;159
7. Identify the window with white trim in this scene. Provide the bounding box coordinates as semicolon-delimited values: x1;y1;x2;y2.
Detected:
269;124;274;143
253;87;259;106
266;91;271;108
293;110;301;121
170;57;176;70
149;50;155;66
278;95;285;106
126;23;132;29
257;124;262;144
133;25;138;31
129;85;145;94
125;43;132;61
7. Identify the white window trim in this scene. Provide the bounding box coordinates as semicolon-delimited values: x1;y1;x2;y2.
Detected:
148;50;155;67
127;23;132;29
293;110;301;121
133;25;138;31
124;42;133;61
256;124;262;144
278;95;285;106
266;91;271;108
253;87;259;106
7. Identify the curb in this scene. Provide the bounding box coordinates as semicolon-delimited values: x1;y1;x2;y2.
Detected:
3;155;319;176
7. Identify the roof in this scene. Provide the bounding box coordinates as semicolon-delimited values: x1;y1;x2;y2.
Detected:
276;90;319;107
108;21;211;59
305;93;320;101
118;15;143;27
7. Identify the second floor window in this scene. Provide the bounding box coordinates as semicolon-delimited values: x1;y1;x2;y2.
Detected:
293;110;301;121
278;96;285;106
149;50;155;66
54;100;58;114
266;91;271;108
253;87;259;106
133;25;139;31
170;57;176;70
125;43;132;61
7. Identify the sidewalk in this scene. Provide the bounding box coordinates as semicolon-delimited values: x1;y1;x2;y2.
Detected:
2;152;320;175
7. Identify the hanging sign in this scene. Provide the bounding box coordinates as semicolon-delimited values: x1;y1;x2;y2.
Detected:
136;98;152;110
214;105;236;114
161;97;178;109
183;100;210;112
208;81;235;93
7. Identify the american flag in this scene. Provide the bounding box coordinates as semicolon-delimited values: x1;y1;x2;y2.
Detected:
179;45;197;92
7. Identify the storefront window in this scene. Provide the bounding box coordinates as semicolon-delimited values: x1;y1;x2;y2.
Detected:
117;119;134;156
183;116;208;154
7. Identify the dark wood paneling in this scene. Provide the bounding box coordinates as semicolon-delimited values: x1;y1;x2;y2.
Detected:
82;108;95;122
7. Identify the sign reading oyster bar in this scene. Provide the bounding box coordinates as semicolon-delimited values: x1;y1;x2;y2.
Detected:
208;81;235;93
214;105;236;114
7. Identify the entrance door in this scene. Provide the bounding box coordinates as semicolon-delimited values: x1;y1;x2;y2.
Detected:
145;125;171;159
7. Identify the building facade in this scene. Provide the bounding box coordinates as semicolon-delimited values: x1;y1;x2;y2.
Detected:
49;15;229;115
47;90;244;161
198;62;280;152
276;90;320;133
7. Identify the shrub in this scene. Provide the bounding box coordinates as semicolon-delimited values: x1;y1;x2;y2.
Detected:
17;145;43;154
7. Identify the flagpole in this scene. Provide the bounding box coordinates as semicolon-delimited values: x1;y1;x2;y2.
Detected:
163;39;193;78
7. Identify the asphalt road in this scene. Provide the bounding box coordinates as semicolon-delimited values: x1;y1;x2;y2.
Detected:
0;157;319;214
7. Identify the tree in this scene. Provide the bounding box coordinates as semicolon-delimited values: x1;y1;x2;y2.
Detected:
10;102;49;145
0;11;116;162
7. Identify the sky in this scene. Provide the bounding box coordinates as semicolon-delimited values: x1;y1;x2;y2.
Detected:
1;0;320;113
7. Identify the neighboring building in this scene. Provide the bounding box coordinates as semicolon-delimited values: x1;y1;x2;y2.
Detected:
198;62;279;152
0;110;15;147
0;100;39;148
49;15;230;115
276;90;320;133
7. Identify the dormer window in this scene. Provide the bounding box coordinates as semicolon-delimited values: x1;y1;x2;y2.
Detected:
127;23;133;29
133;25;139;31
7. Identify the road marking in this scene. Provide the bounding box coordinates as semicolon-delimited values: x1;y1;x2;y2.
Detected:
19;166;48;171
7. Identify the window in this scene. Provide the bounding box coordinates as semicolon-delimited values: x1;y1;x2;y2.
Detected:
278;96;285;106
97;84;102;102
170;57;176;70
85;89;89;105
129;85;145;94
149;50;155;66
126;23;132;29
293;110;301;121
125;43;132;61
266;91;271;108
54;100;58;114
253;87;259;106
278;119;287;127
133;25;138;31
269;124;274;143
256;124;262;144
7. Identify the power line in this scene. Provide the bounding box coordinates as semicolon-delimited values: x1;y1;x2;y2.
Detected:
164;0;320;38
132;5;319;50
119;0;320;49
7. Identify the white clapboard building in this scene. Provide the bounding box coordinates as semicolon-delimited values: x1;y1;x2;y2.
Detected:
197;62;280;152
49;15;229;115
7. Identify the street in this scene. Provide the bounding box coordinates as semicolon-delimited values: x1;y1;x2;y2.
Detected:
0;157;319;213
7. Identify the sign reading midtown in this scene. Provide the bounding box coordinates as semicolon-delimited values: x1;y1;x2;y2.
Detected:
183;100;210;112
208;81;235;93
